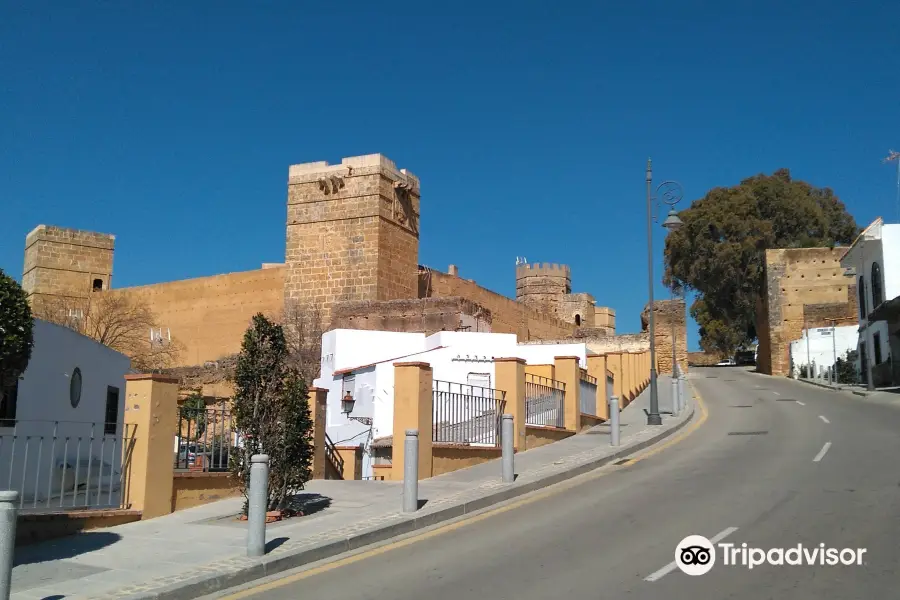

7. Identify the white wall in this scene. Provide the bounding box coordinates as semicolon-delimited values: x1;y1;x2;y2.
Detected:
881;224;900;301
316;329;591;479
0;320;131;507
789;325;858;378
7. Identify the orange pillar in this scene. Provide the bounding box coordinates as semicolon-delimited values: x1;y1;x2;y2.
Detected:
393;362;434;480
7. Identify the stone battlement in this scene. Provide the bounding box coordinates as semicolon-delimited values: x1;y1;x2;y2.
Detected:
25;225;115;250
287;153;420;190
515;262;572;279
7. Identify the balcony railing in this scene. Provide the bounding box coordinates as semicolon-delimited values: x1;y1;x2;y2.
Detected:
432;380;506;446
525;374;565;428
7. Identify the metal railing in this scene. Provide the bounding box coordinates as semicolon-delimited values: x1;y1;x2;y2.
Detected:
432;380;506;446
324;433;344;478
525;374;565;428
0;420;137;512
579;371;598;416
174;400;236;472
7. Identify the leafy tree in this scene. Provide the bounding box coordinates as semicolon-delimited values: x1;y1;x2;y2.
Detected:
664;169;858;355
231;314;313;514
0;269;34;401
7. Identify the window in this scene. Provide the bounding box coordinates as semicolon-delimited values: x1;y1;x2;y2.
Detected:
871;263;884;307
0;380;18;427
92;278;103;291
70;367;82;408
858;277;867;319
105;386;120;435
873;333;883;365
575;314;582;326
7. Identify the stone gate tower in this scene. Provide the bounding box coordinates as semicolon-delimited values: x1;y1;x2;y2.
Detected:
284;154;421;322
21;225;115;315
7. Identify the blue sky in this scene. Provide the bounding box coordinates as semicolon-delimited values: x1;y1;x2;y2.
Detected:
3;1;899;350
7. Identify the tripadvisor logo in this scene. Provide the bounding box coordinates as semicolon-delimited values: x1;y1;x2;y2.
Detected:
675;535;867;574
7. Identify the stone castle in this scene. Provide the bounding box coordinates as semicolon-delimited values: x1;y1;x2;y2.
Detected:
21;152;685;371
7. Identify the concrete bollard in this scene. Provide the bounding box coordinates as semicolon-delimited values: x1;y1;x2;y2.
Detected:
247;454;269;558
402;430;419;513
609;396;620;446
678;375;686;413
501;414;514;483
0;491;17;600
671;377;679;416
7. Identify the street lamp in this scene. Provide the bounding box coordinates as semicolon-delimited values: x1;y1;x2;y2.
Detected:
645;159;685;426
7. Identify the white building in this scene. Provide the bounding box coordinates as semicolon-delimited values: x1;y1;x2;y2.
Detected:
840;218;900;386
789;325;858;379
0;319;131;510
313;329;590;479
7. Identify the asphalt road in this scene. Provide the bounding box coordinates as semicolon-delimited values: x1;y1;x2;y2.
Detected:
216;369;900;599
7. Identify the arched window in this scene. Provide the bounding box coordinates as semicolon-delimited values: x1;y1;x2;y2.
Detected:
575;314;582;326
858;277;867;319
871;262;884;307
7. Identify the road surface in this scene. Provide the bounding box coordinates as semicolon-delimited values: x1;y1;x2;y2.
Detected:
214;369;900;599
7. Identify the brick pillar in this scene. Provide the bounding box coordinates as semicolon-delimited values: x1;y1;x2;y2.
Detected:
587;354;608;419
393;362;433;480
494;357;527;450
123;374;178;519
309;387;328;479
554;356;581;432
606;352;623;404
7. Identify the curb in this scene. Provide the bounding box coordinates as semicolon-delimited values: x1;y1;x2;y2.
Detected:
124;402;698;600
795;377;870;397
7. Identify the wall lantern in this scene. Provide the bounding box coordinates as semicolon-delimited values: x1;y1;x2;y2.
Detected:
341;391;355;416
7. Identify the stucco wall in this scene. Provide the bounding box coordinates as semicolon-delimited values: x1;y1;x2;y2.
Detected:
1;320;130;506
432;445;502;476
171;472;240;511
525;425;574;448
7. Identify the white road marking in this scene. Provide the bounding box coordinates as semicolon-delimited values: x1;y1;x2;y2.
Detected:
813;442;832;462
773;391;780;395
819;415;830;424
796;401;806;406
644;527;739;582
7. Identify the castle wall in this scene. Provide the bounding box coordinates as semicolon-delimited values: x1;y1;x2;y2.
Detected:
421;269;576;340
756;248;857;377
110;267;286;366
641;299;688;374
330;297;492;335
557;293;596;327
515;263;571;316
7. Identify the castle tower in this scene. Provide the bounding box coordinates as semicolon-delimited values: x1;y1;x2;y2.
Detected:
22;225;115;316
515;262;571;316
285;154;421;322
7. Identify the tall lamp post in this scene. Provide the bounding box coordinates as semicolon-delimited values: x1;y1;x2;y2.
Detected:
645;158;684;425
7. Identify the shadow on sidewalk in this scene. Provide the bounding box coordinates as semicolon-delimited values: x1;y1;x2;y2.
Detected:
284;492;332;517
14;531;121;566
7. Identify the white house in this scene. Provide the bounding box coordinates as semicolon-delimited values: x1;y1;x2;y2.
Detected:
0;319;131;511
313;329;590;479
789;325;858;379
840;217;900;386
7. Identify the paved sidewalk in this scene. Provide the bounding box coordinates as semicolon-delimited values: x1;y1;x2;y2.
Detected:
11;376;696;600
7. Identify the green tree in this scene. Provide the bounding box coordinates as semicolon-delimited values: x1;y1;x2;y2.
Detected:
0;269;34;407
231;314;313;514
664;169;858;355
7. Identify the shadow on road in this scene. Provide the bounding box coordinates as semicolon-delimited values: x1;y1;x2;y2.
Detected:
13;531;121;566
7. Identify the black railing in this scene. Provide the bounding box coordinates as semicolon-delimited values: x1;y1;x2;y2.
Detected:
432;380;506;446
525;374;565;428
324;433;344;478
174;400;236;472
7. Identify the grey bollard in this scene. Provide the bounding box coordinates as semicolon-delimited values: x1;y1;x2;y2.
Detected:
671;377;679;416
678;375;686;413
0;491;17;600
501;414;514;483
609;396;620;446
247;454;269;558
402;430;419;513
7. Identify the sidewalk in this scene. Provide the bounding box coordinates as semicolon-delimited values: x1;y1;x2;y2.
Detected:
11;376;696;600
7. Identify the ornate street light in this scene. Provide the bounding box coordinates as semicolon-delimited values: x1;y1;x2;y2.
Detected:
341;391;373;426
645;161;685;425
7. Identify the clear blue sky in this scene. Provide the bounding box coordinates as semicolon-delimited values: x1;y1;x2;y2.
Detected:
3;1;899;350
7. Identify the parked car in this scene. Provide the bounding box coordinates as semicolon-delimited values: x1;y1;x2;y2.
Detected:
735;350;756;366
